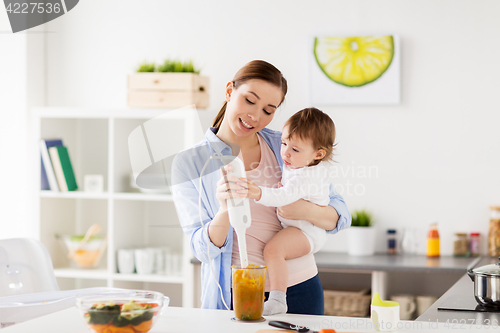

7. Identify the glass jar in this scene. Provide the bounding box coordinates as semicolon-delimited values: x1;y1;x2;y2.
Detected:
453;232;469;257
470;232;480;257
232;265;266;321
427;222;440;257
387;229;397;254
488;206;500;257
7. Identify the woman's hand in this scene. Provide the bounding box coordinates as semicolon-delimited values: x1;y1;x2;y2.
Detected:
216;165;247;213
211;165;247;248
278;200;339;231
236;177;262;201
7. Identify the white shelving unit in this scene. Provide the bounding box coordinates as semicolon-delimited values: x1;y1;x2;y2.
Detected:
31;107;207;307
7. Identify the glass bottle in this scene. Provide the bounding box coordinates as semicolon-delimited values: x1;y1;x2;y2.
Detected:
470;232;480;257
427;222;440;257
453;232;468;257
488;207;500;257
387;229;397;254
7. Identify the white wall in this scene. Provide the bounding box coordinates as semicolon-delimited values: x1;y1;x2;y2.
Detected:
0;11;45;239
0;11;27;239
44;0;500;255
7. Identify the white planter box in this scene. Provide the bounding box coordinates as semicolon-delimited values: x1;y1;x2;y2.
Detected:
128;73;209;92
127;90;209;108
127;73;210;108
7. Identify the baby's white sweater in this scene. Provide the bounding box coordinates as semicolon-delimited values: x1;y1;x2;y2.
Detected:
256;161;330;209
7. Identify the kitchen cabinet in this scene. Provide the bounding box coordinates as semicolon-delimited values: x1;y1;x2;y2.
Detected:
31;107;207;307
315;252;480;300
417;257;500;323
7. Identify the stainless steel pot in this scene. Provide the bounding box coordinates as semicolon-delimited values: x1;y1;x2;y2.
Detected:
468;257;500;308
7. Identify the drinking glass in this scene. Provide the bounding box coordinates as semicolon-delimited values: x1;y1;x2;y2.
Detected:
401;228;417;254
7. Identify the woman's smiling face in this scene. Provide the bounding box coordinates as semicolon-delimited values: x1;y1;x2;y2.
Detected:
224;79;283;138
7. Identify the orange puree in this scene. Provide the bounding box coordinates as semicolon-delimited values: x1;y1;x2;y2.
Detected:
232;265;266;321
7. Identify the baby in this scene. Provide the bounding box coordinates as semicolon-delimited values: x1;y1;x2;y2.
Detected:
237;107;336;315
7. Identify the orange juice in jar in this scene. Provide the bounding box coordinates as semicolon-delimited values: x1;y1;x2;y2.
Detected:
232;265;266;321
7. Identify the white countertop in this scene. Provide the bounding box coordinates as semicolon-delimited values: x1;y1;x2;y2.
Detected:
3;306;497;333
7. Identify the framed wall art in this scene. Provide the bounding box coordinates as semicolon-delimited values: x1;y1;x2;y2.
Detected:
310;35;400;105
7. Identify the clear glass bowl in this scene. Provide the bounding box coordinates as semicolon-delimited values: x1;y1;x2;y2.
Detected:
76;290;169;333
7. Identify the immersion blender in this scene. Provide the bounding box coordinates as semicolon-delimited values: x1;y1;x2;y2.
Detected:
223;157;251;268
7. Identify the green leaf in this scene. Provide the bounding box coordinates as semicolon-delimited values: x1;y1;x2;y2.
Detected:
351;209;373;227
157;59;199;73
69;235;102;242
136;61;155;72
173;61;184;72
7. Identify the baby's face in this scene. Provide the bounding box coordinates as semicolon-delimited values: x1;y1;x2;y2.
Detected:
280;126;322;169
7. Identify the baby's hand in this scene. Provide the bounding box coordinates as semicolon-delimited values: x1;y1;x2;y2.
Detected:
236;178;262;201
277;181;283;188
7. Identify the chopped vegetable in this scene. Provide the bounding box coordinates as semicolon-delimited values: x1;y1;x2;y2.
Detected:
86;300;157;332
89;324;109;333
132;319;153;333
112;316;130;327
88;305;120;325
104;325;136;333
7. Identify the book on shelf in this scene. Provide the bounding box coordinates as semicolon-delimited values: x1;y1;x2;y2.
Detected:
40;157;49;190
48;146;78;192
40;139;63;191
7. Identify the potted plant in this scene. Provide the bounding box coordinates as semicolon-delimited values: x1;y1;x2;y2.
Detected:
127;59;209;108
347;209;376;256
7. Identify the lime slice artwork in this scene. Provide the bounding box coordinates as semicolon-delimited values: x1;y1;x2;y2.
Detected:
314;36;395;87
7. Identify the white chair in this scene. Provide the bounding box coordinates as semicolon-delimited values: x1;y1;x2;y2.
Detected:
0;238;115;327
0;238;59;297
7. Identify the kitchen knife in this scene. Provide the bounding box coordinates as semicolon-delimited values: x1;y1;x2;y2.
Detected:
255;328;356;333
260;321;339;333
269;321;316;332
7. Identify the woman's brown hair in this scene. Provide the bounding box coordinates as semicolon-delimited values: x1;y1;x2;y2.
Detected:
284;107;337;166
212;60;288;129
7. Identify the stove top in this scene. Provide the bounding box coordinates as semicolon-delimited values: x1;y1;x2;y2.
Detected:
438;295;500;313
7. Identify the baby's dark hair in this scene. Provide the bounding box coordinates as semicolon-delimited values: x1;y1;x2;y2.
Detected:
284;107;337;166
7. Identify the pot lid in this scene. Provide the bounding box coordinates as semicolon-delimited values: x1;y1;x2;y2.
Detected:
473;257;500;276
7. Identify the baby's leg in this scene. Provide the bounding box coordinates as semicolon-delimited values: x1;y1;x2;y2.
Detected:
264;226;311;292
263;227;311;315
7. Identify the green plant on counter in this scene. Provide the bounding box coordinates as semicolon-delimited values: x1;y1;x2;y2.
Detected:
136;62;156;72
157;59;200;73
351;209;373;227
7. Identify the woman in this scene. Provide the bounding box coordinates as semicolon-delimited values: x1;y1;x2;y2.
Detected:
171;60;351;314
